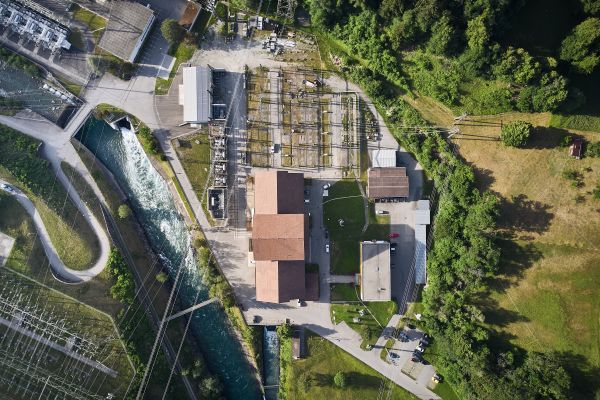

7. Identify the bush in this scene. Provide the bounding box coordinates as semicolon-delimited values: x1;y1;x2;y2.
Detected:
586;141;600;157
107;248;135;305
155;271;169;283
593;185;600;200
118;204;132;219
333;371;346;388
277;322;293;339
161;19;185;45
501;121;533;148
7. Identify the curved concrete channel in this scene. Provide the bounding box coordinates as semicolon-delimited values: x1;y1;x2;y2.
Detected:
0;176;110;283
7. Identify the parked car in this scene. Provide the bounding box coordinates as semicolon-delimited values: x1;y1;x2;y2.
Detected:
1;183;14;193
416;345;425;353
411;353;422;363
376;210;388;215
389;233;399;238
324;230;329;239
390;243;397;253
325;244;330;253
323;183;331;190
419;338;429;347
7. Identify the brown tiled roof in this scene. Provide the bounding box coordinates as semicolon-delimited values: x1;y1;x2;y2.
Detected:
252;214;305;260
368;167;409;199
255;261;305;302
255;171;304;214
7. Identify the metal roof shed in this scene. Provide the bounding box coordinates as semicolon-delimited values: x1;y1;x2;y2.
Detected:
371;149;397;168
415;200;430;225
182;66;212;124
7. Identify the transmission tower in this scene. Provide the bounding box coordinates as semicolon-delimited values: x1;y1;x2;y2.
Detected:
276;0;297;22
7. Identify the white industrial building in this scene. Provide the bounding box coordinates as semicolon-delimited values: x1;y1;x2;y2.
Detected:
180;66;213;124
370;149;397;168
415;200;430;285
0;0;71;52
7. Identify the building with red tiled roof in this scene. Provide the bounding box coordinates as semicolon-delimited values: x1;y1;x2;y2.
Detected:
252;171;307;303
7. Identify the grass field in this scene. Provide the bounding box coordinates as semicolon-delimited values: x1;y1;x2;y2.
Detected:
323;180;366;274
285;331;417;400
331;300;397;349
71;4;106;43
172;132;213;224
446;113;600;398
0;170;100;272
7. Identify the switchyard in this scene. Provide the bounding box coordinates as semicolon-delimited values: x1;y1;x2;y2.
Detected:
0;269;134;400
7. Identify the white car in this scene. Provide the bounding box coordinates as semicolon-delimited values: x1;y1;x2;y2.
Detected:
323;183;330;190
1;183;15;193
325;244;330;253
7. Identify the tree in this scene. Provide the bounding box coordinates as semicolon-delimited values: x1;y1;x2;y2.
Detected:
155;271;168;283
493;47;541;85
586;141;600;157
427;13;456;56
277;322;293;339
161;19;184;45
580;0;600;14
500;121;533;148
118;204;132;219
560;18;600;74
333;371;347;388
198;376;223;399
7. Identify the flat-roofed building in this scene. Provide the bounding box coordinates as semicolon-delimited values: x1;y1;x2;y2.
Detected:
359;241;391;302
367;167;409;200
370;149;397;168
98;1;155;63
182;66;212;124
252;170;307;303
415;200;430;285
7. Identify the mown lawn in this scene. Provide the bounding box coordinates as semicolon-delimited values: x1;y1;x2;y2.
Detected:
285;331;417;400
331;300;397;349
323;180;365;274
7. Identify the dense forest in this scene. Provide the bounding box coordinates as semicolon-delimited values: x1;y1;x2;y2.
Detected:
304;0;600;117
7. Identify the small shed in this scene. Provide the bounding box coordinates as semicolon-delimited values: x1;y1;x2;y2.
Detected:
569;138;583;159
292;329;304;359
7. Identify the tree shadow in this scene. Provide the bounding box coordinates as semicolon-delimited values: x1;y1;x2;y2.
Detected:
345;372;382;388
499;194;554;234
471;166;496;192
556;351;600;399
492;237;544;290
313;373;332;387
526;126;570;150
478;294;530;328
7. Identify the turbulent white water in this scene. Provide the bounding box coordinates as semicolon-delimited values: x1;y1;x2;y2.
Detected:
119;128;200;283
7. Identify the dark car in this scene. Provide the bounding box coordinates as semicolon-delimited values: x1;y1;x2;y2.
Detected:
411;354;422;363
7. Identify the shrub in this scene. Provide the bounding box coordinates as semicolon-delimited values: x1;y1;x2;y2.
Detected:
161;19;185;45
117;204;132;219
333;371;346;388
593;185;600;200
277;322;293;339
586;141;600;157
500;121;533;147
155;271;169;283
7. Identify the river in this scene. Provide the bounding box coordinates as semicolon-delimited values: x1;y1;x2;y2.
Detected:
76;117;261;400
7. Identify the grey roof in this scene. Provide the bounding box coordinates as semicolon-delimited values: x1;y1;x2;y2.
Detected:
415;224;427;285
371;149;397;168
415;200;430;225
360;241;391;302
98;1;155;62
183;66;212;123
